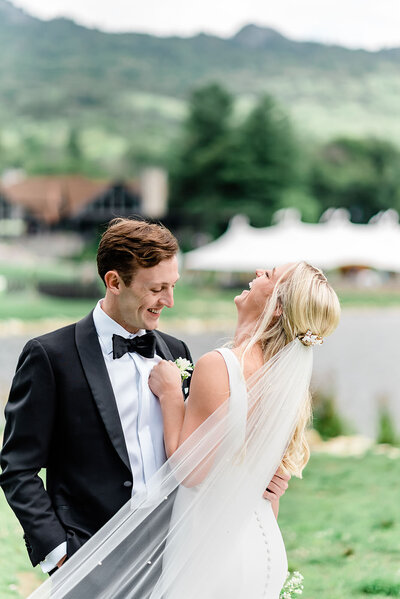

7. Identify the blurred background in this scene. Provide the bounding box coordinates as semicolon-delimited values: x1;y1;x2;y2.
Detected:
0;1;400;597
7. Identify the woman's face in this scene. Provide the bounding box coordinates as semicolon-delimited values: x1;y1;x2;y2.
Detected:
234;263;293;321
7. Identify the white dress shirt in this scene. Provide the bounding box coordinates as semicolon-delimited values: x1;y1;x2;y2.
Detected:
41;300;167;572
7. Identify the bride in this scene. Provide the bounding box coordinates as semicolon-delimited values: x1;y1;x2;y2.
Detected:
147;261;340;598
29;261;340;599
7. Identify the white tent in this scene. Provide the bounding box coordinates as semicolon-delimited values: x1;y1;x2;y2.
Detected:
184;208;400;273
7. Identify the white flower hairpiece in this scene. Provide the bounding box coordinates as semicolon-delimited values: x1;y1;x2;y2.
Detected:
174;357;194;381
299;330;323;347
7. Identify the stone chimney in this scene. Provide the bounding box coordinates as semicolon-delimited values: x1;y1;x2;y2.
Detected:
140;168;168;219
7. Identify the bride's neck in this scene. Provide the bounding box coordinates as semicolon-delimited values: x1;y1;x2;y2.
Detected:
233;316;264;373
234;315;256;347
232;339;264;379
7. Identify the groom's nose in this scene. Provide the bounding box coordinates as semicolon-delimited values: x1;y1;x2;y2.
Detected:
160;287;174;308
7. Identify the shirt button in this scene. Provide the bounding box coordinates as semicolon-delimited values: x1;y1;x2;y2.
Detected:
123;481;133;487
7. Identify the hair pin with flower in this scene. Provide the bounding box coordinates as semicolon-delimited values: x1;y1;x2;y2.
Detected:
299;330;323;347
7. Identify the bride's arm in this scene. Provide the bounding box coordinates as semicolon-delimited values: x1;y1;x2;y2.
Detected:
149;351;229;458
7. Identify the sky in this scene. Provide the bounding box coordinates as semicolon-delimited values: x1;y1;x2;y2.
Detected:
12;0;400;50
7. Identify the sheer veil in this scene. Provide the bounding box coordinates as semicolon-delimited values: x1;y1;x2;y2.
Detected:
28;339;313;599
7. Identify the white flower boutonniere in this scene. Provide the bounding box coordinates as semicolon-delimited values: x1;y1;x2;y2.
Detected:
174;357;194;381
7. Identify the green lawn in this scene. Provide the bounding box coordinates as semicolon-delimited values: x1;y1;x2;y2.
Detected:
0;291;95;321
279;452;400;598
0;283;238;323
338;289;400;308
1;256;400;322
0;487;46;598
0;452;399;597
0;283;399;323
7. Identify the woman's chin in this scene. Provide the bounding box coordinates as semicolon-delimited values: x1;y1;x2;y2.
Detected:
234;290;250;306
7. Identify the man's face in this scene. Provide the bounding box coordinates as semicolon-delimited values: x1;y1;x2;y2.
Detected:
117;256;179;332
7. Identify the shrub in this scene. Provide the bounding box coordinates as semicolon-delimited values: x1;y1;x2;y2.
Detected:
312;390;349;440
359;579;400;596
377;400;399;446
38;280;101;299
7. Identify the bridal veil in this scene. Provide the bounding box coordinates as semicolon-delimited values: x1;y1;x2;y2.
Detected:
28;339;313;599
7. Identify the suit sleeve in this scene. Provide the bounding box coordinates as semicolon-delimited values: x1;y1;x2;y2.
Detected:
0;339;66;566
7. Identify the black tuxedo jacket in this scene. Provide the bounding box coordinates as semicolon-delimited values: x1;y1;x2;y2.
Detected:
0;311;192;566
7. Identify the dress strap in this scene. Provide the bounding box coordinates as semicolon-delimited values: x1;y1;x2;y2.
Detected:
215;348;248;440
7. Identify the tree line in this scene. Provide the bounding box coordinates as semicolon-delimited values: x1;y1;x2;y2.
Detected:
167;83;400;245
1;81;399;245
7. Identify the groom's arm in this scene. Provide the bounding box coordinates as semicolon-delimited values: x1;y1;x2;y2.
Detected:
0;339;67;566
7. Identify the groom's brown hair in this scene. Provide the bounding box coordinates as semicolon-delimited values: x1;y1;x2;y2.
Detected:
97;217;179;286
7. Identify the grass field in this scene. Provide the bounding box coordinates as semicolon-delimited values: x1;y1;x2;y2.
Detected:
279;452;400;598
1;451;399;598
1;256;400;323
0;282;400;323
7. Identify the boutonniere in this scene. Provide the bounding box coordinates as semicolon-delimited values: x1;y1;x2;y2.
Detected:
174;357;194;381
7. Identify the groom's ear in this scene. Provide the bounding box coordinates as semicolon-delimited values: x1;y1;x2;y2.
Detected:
104;270;123;295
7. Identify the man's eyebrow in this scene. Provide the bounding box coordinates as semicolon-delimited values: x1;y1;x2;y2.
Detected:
149;277;180;286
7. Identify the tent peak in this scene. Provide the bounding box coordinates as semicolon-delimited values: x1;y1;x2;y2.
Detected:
369;209;399;227
228;214;251;230
320;208;351;224
272;208;302;226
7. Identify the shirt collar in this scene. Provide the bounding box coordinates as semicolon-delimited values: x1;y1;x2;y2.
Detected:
93;299;146;356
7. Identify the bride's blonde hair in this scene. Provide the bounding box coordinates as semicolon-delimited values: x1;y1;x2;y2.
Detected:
243;261;340;477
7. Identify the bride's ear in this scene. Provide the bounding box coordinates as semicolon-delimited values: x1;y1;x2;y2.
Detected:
273;300;283;319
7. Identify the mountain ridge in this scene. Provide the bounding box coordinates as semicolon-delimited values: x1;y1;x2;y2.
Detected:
0;0;38;24
0;1;399;174
1;2;399;53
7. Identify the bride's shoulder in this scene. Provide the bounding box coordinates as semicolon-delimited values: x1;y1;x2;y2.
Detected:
194;350;229;374
190;351;230;398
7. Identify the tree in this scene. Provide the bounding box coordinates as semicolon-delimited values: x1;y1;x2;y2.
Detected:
310;137;400;222
65;127;82;171
169;87;302;240
223;95;300;226
169;83;235;237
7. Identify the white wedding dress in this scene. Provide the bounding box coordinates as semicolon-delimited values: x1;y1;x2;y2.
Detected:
29;340;313;599
160;348;288;599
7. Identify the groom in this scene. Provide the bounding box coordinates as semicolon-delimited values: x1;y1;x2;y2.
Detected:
0;217;193;574
0;217;289;575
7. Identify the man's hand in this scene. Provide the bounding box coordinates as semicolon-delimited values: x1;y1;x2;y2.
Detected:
263;469;291;502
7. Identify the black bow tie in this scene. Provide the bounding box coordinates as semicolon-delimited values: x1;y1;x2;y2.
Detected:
112;332;156;359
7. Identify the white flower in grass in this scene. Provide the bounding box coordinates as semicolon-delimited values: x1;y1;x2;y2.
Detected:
280;571;304;598
174;357;194;381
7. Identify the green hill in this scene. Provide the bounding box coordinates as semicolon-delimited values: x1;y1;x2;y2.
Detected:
0;0;399;174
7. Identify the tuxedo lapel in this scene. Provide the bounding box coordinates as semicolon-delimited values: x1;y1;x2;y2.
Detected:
75;312;130;472
153;331;174;361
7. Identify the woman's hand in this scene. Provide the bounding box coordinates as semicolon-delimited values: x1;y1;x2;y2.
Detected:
149;361;185;457
148;360;182;401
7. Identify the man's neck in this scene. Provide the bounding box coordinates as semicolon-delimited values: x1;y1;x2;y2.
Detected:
100;298;140;334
